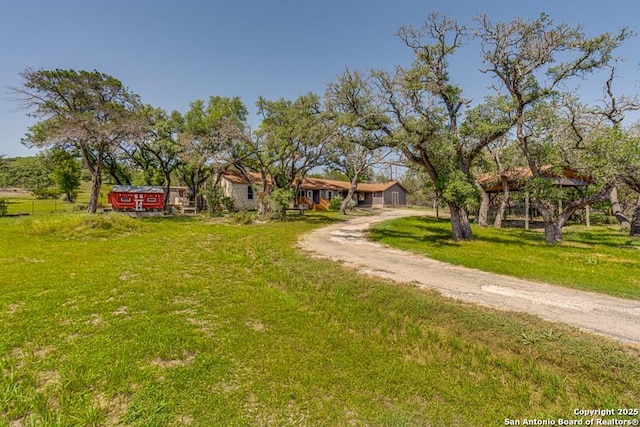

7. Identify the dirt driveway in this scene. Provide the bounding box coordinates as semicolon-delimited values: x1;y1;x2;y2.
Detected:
299;209;640;346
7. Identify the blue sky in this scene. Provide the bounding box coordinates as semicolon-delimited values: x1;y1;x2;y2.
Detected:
1;0;639;157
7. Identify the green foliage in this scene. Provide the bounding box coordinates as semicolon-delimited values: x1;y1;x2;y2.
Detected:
136;106;184;192
30;187;61;199
524;176;561;204
262;187;296;218
328;195;343;211
250;94;328;192
402;168;437;206
0;156;55;192
200;186;234;217
179;96;249;210
15;68;144;213
310;169;352;182
49;152;81;202
439;170;479;208
583;125;639;181
183;96;247;135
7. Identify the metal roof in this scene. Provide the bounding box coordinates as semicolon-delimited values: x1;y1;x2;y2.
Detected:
110;185;164;194
476;166;593;194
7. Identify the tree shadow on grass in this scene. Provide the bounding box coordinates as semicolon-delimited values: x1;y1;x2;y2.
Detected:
372;216;554;249
369;218;458;247
375;216;640;255
564;229;640;249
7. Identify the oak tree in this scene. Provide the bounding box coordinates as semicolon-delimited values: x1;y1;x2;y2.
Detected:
14;68;145;213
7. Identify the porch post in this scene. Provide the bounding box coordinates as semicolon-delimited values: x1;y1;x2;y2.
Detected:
585;205;590;227
558;184;563;215
524;194;530;230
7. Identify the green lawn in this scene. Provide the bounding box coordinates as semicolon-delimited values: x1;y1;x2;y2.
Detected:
1;213;639;426
370;216;640;300
1;195;76;215
1;182;111;216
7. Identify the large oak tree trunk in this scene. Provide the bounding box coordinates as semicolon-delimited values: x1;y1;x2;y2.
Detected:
340;172;360;215
475;181;489;227
631;198;640;237
87;167;102;214
610;186;630;230
531;200;561;243
543;221;563;243
535;185;612;244
163;175;171;212
80;144;103;215
493;176;509;229
449;203;473;241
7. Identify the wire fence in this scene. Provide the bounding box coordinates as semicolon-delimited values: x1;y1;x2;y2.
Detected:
2;198;80;216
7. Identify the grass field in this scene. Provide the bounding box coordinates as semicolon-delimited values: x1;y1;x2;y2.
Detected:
370;215;640;300
1;213;639;426
0;182;110;216
0;193;77;215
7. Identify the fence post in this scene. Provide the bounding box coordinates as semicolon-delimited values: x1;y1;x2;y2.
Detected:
32;200;35;215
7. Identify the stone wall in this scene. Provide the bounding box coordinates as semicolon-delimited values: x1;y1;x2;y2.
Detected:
221;179;260;210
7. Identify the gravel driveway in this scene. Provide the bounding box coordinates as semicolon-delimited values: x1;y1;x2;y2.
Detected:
299;209;640;346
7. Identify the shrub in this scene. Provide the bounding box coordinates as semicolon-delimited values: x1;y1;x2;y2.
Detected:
262;188;295;219
201;187;234;217
31;187;61;200
229;210;257;225
328;196;357;212
328;196;343;211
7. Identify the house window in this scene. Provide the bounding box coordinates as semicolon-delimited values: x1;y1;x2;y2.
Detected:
306;190;312;199
327;191;333;200
247;186;254;200
358;192;365;201
147;197;157;202
121;197;131;202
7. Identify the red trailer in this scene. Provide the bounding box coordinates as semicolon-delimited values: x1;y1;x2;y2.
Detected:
107;185;165;212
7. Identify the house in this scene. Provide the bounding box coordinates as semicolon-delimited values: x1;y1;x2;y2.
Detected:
297;178;407;210
219;170;263;210
107;185;165;212
219;171;407;211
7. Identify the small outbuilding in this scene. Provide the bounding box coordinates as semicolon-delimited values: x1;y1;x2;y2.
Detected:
107;185;165;212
